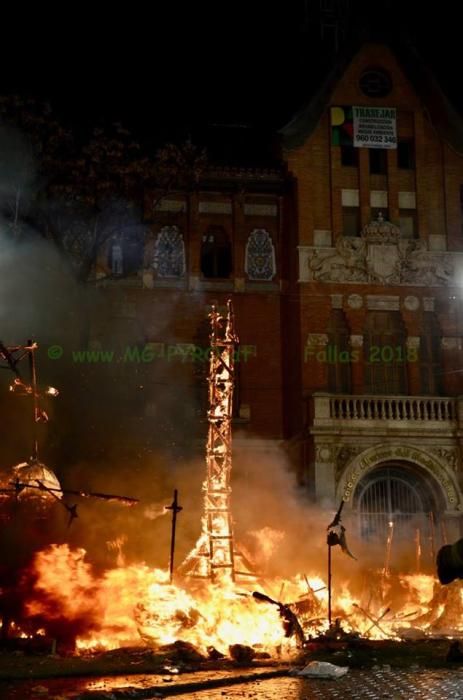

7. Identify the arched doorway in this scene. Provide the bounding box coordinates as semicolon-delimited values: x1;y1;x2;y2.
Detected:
353;461;442;572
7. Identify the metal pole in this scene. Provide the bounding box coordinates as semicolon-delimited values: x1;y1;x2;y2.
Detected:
28;339;38;461
429;511;436;562
328;542;332;627
415;527;421;573
166;489;182;584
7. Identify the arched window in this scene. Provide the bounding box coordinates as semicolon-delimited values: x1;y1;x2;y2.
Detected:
327;309;351;393
153;226;186;278
245;229;276;281
200;226;232;279
354;463;441;572
363;311;407;394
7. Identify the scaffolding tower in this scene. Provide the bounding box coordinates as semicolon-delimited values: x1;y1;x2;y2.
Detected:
180;300;255;583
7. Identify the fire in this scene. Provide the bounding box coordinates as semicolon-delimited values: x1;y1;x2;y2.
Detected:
20;541;463;653
24;544;289;652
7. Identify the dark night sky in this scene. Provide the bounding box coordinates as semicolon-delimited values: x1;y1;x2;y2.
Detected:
2;2;460;142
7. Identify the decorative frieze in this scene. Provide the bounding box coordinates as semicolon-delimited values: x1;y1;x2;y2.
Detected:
303;228;455;285
429;447;459;472
367;295;400;311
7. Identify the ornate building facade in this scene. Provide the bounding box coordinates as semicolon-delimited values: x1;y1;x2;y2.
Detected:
282;41;463;550
96;40;463;554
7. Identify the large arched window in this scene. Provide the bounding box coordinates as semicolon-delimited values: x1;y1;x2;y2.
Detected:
354;463;440;572
153;225;186;278
363;311;407;394
200;226;232;279
245;229;276;281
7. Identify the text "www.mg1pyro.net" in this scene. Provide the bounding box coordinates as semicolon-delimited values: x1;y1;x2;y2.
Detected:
47;344;257;363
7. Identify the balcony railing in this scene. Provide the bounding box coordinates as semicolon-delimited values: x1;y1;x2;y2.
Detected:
329;395;455;422
312;393;460;431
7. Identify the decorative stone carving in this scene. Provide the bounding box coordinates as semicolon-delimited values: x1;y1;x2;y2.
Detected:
367;295;399;310
404;295;419;311
153;226;186;278
347;294;363;309
423;297;435;311
429;447;459;472
335;444;364;481
337;443;462;508
245;229;276;281
306;333;329;347
402;241;452;285
349;335;363;347
308;237;368;282
306;214;455;286
361;213;400;245
316;444;334;462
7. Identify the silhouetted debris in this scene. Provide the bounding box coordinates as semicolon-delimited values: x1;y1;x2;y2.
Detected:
159;640;205;663
229;643;256;664
447;640;463;662
207;645;225;660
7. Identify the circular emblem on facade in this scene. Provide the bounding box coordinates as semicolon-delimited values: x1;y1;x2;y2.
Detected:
359;68;392;98
320;447;331;462
347;294;363;309
404;295;420;311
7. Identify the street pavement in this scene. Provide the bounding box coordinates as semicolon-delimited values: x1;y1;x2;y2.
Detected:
2;667;463;698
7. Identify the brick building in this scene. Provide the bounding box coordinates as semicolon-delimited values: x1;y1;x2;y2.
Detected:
97;39;463;556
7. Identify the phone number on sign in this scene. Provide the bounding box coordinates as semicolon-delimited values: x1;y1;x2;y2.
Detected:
356;134;396;144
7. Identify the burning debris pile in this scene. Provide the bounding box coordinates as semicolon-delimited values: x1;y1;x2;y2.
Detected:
1;314;463;660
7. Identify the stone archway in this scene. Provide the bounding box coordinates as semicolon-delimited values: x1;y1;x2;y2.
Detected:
335;443;463;552
336;443;463;513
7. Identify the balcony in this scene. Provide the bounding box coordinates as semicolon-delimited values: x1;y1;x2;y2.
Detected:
311;393;461;438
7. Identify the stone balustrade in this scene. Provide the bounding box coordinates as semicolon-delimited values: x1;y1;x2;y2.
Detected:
312;393;461;432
